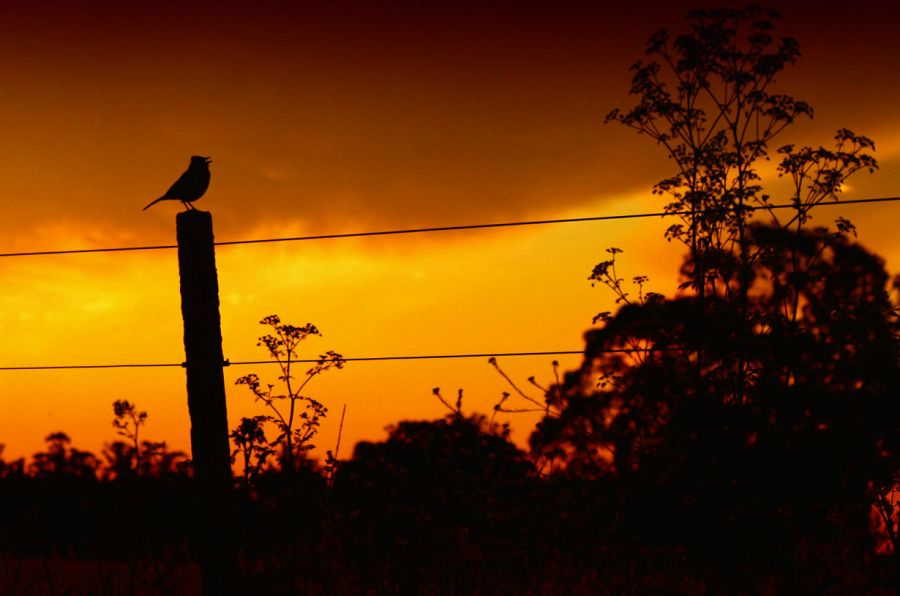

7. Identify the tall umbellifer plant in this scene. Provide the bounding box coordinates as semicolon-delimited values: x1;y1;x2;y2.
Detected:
605;5;876;400
605;5;875;305
235;315;344;473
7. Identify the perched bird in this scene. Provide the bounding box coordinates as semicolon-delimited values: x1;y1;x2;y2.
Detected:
143;156;212;211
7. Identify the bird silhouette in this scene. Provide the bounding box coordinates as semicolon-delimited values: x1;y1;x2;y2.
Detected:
143;156;212;211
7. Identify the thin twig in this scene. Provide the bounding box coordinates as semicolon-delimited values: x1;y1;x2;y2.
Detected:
333;404;347;463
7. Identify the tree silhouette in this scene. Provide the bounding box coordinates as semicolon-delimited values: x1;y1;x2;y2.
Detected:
0;443;25;479
136;440;189;478
111;399;147;471
523;7;897;588
29;432;99;479
102;439;136;480
531;225;899;589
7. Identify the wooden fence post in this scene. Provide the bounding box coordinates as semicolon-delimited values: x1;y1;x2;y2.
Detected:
176;209;237;594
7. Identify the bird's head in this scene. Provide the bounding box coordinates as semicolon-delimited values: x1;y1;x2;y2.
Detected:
190;155;212;167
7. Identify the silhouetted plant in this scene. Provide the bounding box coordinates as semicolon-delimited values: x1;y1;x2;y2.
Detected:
434;360;563;436
0;443;25;479
230;415;274;483
112;399;147;471
102;440;137;480
533;225;899;588
331;413;539;590
137;440;189;478
104;400;187;479
235;314;344;472
29;432;99;479
606;5;876;306
431;387;465;418
488;357;562;418
776;130;877;229
598;4;885;468
526;10;894;583
590;248;663;319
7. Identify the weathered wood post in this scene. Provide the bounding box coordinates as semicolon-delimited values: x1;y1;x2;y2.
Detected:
176;209;237;594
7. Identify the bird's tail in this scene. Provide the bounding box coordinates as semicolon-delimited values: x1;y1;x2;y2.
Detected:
143;197;165;211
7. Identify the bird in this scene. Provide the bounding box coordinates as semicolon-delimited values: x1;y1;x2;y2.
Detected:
143;156;212;211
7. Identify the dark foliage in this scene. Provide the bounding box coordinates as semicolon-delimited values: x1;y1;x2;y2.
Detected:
530;225;900;590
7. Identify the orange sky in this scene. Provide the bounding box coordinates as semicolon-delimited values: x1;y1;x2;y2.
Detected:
1;1;899;462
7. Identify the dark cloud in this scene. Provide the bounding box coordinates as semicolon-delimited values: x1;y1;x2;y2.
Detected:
0;1;897;241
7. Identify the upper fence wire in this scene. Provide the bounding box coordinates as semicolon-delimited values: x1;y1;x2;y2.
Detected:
0;196;896;259
0;195;896;370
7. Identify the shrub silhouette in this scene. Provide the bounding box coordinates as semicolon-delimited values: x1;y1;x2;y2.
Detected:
331;414;543;591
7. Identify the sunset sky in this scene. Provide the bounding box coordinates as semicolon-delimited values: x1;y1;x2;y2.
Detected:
1;1;899;462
